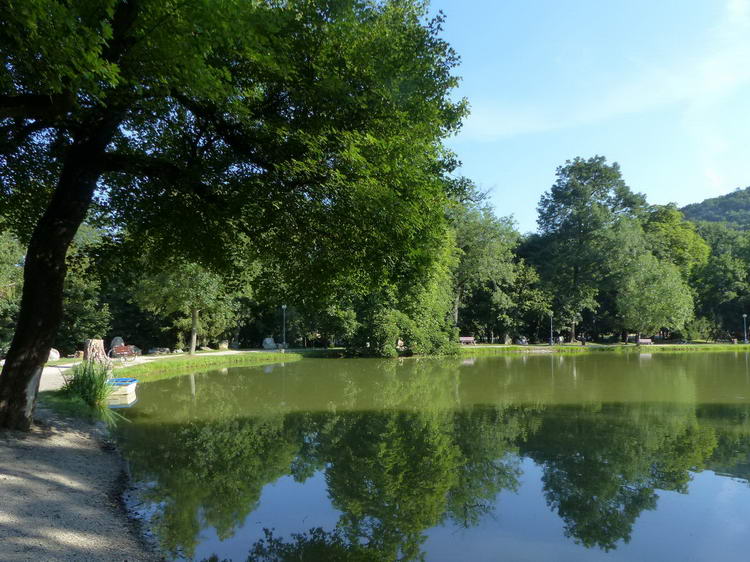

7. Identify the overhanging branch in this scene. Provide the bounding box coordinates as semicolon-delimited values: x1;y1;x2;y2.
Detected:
0;93;73;120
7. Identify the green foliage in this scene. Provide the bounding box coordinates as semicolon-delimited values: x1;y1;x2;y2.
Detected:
134;261;238;349
247;528;387;562
616;254;694;336
61;360;114;410
0;231;23;356
642;205;709;278
533;156;647;338
681;317;716;342
682;186;750;229
55;239;111;355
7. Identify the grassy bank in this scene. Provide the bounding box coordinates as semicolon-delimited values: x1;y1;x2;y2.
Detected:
115;351;303;382
40;351;302;421
459;343;750;355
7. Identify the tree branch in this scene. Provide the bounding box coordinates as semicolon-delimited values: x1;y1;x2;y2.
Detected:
0;94;73;120
99;152;183;179
100;151;218;203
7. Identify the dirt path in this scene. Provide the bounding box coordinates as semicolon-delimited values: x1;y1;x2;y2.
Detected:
37;349;254;392
0;408;159;561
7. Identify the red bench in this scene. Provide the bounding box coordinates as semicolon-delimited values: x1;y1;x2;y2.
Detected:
108;345;141;362
637;338;653;345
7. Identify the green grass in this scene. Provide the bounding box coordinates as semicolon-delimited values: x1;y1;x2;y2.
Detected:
42;360;124;425
39;390;98;419
62;360;115;407
44;358;79;366
116;351;302;382
459;343;750;356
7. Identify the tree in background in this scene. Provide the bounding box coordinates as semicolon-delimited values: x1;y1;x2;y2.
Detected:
692;222;750;338
534;156;646;341
616;254;694;341
0;231;23;356
135;262;237;355
0;0;465;429
642;204;710;280
449;194;518;327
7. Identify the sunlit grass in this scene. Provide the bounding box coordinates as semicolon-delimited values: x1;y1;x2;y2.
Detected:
119;351;302;381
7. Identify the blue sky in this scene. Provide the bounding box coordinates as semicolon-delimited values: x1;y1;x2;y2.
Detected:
430;0;750;232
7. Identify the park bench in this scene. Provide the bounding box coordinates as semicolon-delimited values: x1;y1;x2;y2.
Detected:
637;338;653;345
459;336;476;345
108;344;141;362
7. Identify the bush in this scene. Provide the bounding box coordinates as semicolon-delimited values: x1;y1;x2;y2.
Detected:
62;360;114;409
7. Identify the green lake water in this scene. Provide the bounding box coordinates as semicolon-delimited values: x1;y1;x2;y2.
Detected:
115;353;750;561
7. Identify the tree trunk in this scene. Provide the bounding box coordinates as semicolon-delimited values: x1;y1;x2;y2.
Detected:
0;114;122;430
83;339;110;365
189;308;199;355
570;322;576;343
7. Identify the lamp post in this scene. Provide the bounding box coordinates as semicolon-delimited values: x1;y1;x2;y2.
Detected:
281;304;287;351
549;311;554;346
743;313;748;344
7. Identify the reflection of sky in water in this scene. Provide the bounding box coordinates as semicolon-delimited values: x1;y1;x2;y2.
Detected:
424;460;750;562
193;472;340;562
119;355;750;561
190;459;750;562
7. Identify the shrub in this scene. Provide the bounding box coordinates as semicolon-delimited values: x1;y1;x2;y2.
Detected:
62;360;114;409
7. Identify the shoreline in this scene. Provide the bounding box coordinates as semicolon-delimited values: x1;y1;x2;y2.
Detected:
5;344;749;560
457;343;750;355
0;406;159;561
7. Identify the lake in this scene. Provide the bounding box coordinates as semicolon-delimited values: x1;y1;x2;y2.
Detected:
116;353;750;561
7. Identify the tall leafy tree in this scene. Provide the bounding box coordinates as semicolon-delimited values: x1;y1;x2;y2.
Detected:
642;204;709;279
535;156;646;341
450;194;518;327
616;254;694;340
135;261;236;354
0;0;465;428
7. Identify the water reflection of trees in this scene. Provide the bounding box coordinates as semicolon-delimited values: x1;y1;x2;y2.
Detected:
520;404;717;551
118;360;750;560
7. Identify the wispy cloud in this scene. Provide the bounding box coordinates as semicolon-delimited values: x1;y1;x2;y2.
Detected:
459;0;750;148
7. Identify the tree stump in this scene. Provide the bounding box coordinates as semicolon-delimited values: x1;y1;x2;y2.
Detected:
83;339;110;365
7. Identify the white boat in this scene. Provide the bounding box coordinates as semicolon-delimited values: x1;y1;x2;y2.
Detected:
107;393;138;408
107;377;138;397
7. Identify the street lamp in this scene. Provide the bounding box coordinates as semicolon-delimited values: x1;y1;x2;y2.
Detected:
743;313;748;344
281;304;287;351
549;311;554;346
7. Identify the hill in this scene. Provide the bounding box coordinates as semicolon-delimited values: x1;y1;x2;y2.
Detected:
682;186;750;229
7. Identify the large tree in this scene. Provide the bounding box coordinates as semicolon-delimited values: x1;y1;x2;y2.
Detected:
534;156;646;341
616;254;694;340
0;0;465;429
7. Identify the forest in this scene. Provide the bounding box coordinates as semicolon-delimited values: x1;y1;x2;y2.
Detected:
2;154;749;358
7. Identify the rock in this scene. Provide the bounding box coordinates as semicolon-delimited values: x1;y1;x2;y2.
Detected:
172;349;184;354
218;340;229;350
48;348;60;361
200;346;213;351
262;337;276;350
110;336;125;349
148;347;171;355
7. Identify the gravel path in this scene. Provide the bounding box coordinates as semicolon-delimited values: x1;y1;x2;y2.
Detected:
37;349;252;392
0;408;159;562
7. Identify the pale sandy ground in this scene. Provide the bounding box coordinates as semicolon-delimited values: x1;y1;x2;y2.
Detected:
0;349;270;561
0;407;160;561
38;349;250;391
